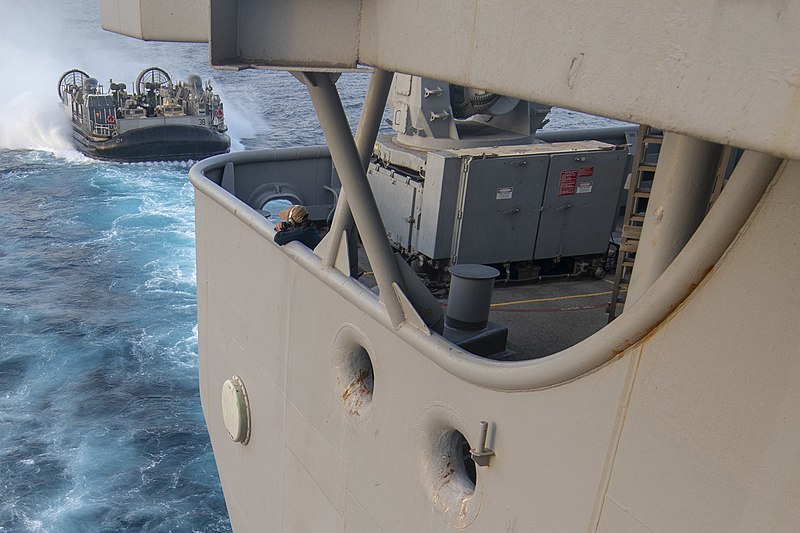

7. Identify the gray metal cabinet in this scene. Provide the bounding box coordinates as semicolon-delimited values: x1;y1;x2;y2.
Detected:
452;155;549;264
534;149;627;259
367;163;422;254
367;139;627;266
415;153;463;260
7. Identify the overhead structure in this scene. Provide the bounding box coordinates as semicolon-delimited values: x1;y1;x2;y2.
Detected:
158;0;800;160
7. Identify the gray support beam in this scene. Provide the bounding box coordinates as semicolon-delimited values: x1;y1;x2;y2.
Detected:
322;69;394;273
298;71;407;327
627;133;722;305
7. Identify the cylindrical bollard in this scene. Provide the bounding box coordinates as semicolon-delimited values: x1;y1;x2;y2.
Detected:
445;264;499;330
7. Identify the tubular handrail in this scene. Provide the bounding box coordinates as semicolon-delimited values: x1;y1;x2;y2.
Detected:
190;149;782;391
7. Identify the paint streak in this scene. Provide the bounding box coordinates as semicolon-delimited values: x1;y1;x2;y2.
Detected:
568;52;585;89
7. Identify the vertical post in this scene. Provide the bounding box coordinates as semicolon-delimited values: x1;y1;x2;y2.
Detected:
323;69;394;273
627;132;722;304
476;421;488;454
298;71;406;327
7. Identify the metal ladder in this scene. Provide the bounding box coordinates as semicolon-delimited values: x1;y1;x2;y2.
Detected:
607;124;662;322
708;145;735;211
607;129;737;322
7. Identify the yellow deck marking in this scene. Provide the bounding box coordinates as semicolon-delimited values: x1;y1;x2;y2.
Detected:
365;269;627;309
491;290;620;308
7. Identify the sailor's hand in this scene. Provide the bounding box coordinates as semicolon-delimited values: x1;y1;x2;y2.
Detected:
275;222;285;231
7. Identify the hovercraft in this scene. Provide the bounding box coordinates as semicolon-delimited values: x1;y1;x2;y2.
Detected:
58;67;231;162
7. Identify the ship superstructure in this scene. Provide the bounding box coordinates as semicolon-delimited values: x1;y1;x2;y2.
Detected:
58;67;230;161
102;1;800;532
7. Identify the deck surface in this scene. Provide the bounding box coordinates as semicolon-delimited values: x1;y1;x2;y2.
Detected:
357;254;616;360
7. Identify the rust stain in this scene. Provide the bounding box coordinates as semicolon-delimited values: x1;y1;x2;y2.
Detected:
342;369;371;415
441;461;455;486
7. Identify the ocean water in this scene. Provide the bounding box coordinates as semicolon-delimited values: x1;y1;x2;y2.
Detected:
0;2;625;532
0;3;371;529
0;154;225;532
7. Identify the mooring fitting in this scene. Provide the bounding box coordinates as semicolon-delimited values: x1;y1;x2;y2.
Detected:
470;420;495;467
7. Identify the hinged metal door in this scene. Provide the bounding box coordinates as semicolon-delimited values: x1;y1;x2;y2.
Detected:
535;149;627;259
367;164;419;254
452;155;548;264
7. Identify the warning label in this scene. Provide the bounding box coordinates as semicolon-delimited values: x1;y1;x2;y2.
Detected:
558;170;578;196
496;186;513;200
579;166;594;177
577;181;593;194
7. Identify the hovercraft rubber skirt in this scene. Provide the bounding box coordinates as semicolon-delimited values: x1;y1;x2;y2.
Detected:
73;124;231;162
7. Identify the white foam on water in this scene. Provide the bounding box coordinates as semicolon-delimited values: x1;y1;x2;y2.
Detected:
0;0;269;160
0;1;87;156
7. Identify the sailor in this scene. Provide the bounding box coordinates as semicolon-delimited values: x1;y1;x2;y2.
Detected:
273;205;322;248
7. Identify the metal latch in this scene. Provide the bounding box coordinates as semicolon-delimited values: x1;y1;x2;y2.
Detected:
424;86;444;98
